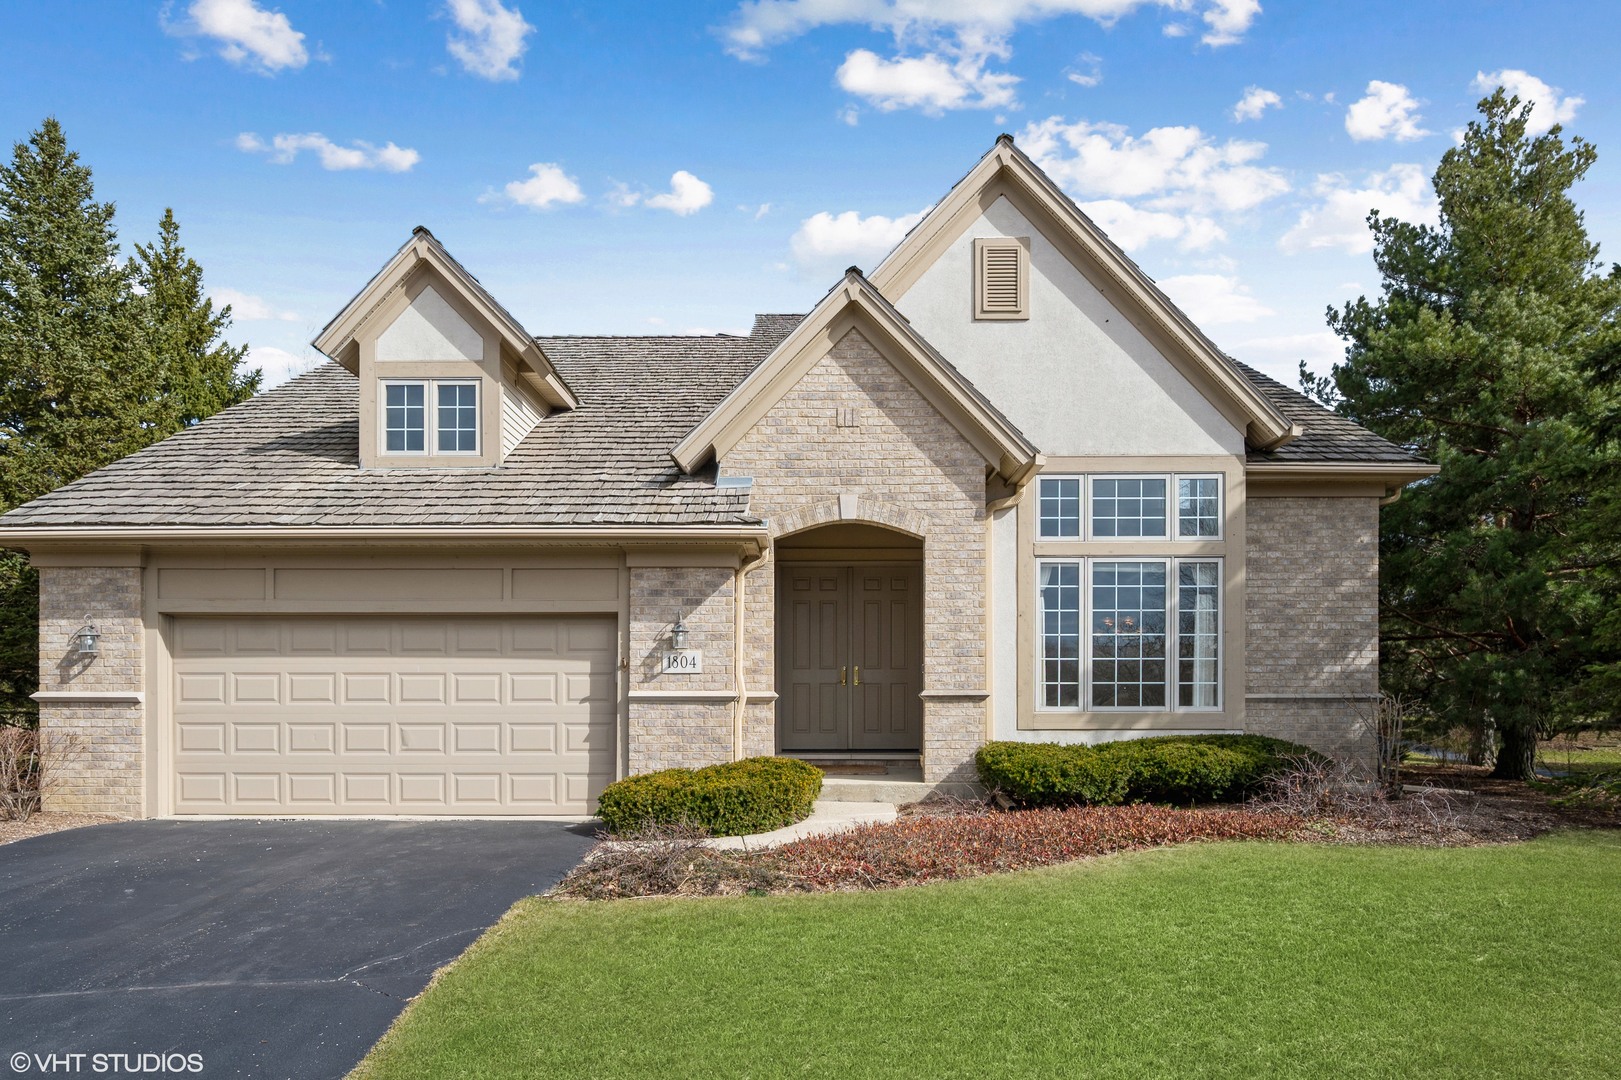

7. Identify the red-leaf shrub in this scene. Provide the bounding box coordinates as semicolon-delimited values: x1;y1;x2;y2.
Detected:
773;804;1301;890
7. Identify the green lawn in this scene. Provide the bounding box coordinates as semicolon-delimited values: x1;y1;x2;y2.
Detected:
353;832;1621;1080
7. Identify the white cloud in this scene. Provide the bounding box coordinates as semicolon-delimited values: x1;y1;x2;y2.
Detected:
171;0;309;73
1066;52;1103;88
248;345;319;388
645;171;715;216
1019;116;1289;213
490;163;586;209
1344;80;1430;142
1232;85;1281;122
1077;199;1225;251
721;1;1263;60
212;287;299;322
611;171;717;215
236;132;420;172
1471;69;1584;136
1280;164;1439;255
1157;273;1273;325
722;3;1259;115
835;49;1018;113
790;208;929;271
1229;330;1345;381
444;0;534;81
1200;0;1260;46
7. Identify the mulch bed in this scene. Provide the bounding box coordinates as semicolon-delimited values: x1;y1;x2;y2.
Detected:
555;766;1621;901
556;804;1302;899
0;811;124;846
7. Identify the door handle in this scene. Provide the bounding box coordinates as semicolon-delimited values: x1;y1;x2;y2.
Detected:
853;666;861;686
839;666;847;686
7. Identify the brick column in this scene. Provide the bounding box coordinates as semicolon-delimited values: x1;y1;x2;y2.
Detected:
35;566;145;815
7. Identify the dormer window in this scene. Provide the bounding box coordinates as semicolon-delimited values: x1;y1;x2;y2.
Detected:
380;379;480;457
436;382;479;453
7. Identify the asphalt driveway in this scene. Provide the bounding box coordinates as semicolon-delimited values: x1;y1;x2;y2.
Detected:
0;819;598;1079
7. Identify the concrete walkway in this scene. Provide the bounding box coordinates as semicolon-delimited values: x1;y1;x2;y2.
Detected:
705;798;898;850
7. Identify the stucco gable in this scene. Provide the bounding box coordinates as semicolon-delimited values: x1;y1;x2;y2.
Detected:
870;135;1296;452
313;227;576;410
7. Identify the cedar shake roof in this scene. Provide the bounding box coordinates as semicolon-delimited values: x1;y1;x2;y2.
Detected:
0;315;1422;532
1232;360;1421;464
0;317;795;529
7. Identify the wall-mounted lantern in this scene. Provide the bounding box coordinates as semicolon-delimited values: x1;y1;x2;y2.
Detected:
661;618;702;674
74;621;100;658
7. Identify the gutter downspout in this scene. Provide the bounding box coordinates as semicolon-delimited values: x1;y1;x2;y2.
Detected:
733;546;768;760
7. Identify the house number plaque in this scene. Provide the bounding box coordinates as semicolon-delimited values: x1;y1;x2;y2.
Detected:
661;649;703;674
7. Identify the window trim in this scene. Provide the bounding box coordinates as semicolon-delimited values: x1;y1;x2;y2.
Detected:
433;379;482;456
972;236;1030;321
1173;473;1224;541
1037;474;1085;540
1035;555;1224;716
1088;473;1172;542
379;379;428;457
378;377;482;458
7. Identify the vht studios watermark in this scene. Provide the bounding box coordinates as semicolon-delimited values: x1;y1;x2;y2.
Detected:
10;1052;203;1075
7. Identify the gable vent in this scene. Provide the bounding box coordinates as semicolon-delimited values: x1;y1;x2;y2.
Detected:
974;237;1029;321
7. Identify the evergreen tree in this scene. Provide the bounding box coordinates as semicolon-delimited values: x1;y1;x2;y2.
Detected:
0;117;154;510
130;208;260;427
0;119;258;721
1320;90;1621;779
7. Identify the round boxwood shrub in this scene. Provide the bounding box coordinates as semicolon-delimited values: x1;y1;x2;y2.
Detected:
976;734;1321;807
596;756;823;837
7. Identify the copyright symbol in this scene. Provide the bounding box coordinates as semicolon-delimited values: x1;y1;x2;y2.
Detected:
9;1053;28;1073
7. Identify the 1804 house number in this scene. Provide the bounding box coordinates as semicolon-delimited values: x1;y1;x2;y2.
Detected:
661;649;703;674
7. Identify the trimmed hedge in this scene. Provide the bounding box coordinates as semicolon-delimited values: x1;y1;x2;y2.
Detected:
976;734;1321;807
596;756;823;837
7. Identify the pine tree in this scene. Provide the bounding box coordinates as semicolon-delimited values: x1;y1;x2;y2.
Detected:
0;119;258;721
130;208;261;427
0;117;156;510
1322;91;1621;779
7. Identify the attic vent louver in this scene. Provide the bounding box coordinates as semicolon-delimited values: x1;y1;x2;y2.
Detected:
973;237;1029;321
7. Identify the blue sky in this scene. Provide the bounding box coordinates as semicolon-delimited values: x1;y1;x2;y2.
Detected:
1;1;1615;388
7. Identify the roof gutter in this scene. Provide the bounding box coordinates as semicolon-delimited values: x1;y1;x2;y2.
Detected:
1245;462;1439;484
0;524;771;553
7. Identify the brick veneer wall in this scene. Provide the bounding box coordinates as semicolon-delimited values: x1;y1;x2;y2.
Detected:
35;566;145;815
726;327;990;782
626;566;736;773
1245;496;1381;763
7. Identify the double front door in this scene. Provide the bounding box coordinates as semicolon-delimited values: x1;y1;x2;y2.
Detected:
777;564;922;752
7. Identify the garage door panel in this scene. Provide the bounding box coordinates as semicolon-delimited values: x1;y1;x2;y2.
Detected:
171;615;616;815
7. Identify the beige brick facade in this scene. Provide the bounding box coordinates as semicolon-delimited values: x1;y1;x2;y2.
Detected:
1244;495;1381;762
36;565;145;815
726;328;990;782
626;565;736;773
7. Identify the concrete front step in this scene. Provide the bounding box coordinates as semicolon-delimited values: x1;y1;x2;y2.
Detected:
819;776;985;804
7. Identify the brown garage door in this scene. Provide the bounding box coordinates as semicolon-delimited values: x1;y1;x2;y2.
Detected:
169;615;617;815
